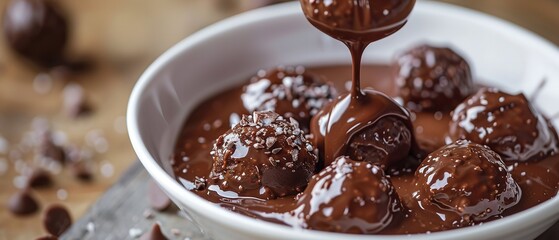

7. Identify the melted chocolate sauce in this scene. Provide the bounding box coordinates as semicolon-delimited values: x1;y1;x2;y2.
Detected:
172;64;559;234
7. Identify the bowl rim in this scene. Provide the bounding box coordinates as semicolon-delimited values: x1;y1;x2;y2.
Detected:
127;1;559;239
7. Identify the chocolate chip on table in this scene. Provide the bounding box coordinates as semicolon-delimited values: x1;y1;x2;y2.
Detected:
139;223;168;240
148;180;172;211
69;160;93;181
43;204;72;237
25;168;53;188
35;235;58;240
8;190;40;215
37;130;66;164
65;146;94;181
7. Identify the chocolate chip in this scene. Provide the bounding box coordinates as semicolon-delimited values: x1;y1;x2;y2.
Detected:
35;235;58;240
43;204;72;237
70;161;93;181
139;223;168;240
25;168;53;188
37;131;66;164
148;180;172;211
8;190;39;215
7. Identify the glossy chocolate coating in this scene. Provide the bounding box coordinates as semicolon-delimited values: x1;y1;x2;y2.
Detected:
293;156;404;233
413;140;521;229
172;64;559;235
448;88;559;162
310;89;420;170
299;0;416;42
395;44;474;112
3;0;69;67
241;66;337;130
210;111;318;199
346;116;413;170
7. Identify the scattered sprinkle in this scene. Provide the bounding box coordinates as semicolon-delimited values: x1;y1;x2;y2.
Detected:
100;161;114;177
33;73;53;94
57;189;68;200
129;228;143;238
86;222;95;233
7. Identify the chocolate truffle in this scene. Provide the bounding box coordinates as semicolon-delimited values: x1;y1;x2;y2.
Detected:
346;116;413;170
448;88;559;162
3;0;69;68
241;66;336;129
299;0;415;42
395;44;474;112
310;89;420;170
413;140;521;228
210;111;318;199
293;156;404;234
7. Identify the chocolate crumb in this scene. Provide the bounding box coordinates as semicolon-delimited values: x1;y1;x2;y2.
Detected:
139;223;168;240
43;204;72;237
37;130;66;164
8;190;39;215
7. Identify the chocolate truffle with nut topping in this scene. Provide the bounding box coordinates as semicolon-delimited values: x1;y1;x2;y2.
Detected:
210;111;318;199
448;88;559;162
395;44;474;112
413;140;521;229
241;66;337;129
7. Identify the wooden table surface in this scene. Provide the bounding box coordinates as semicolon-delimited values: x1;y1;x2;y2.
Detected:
1;0;558;239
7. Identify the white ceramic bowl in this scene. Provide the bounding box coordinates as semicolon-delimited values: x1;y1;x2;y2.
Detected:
127;1;559;239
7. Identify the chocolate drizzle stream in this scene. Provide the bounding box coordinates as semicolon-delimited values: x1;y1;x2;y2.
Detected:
303;0;420;169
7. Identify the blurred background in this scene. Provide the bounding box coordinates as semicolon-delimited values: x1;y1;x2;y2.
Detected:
0;0;557;239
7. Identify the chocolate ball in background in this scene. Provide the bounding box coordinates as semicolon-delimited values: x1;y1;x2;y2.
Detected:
241;66;337;130
448;88;559;162
293;156;404;234
395;44;474;112
346;116;413;170
3;0;69;68
299;0;415;42
413;140;521;229
210;111;318;199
